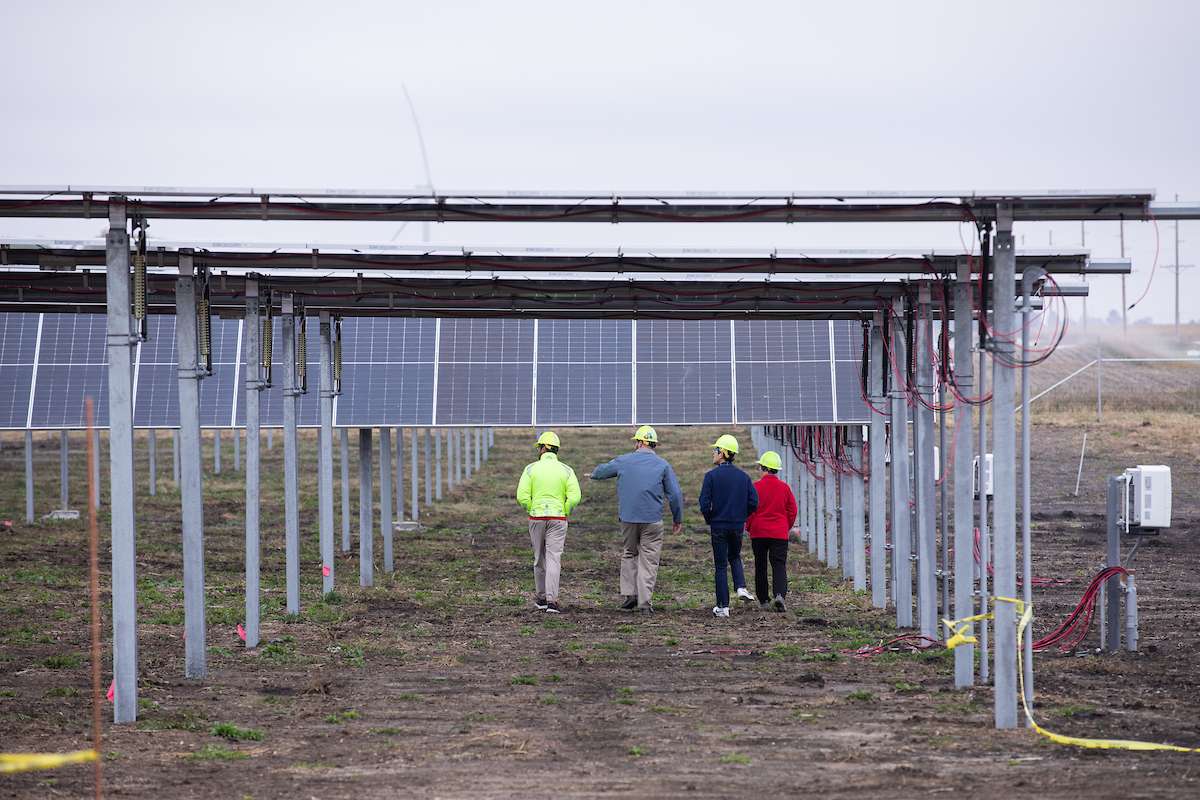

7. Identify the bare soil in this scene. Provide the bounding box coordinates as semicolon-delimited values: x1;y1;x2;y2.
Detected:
1;412;1198;799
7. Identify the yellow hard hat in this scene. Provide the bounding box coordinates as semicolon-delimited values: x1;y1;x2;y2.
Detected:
711;434;739;454
536;431;560;448
757;451;783;470
632;425;658;443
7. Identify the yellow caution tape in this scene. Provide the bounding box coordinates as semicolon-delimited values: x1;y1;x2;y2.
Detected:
0;749;98;774
942;597;1200;753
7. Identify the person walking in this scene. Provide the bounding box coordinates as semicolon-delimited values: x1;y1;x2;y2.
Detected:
516;431;582;614
745;450;797;612
699;434;758;618
590;425;683;614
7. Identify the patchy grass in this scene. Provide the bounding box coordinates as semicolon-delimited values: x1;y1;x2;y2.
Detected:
189;744;249;761
720;753;751;765
211;722;265;742
511;674;538;686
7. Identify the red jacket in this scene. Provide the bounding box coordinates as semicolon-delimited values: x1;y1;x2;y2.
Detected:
745;474;797;540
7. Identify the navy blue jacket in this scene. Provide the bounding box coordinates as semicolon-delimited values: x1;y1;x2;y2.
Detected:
699;462;759;529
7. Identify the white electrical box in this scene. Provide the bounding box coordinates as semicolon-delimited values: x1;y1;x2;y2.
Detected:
973;454;994;497
1123;465;1172;530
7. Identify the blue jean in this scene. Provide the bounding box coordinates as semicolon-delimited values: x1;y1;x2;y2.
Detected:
710;528;747;608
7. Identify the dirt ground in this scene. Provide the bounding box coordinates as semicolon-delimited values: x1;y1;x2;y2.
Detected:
1;410;1199;799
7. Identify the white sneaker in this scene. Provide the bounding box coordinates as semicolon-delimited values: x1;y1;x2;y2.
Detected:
712;606;730;618
736;587;755;602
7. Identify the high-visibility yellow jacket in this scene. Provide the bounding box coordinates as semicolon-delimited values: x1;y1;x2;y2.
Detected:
516;453;582;519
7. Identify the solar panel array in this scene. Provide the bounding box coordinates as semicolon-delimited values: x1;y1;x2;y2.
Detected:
0;313;869;429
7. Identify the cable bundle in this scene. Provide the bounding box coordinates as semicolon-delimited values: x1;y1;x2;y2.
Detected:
1032;566;1129;653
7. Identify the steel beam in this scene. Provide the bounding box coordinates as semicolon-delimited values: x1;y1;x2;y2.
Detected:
868;314;887;608
953;260;976;688
233;427;241;471
281;297;300;616
825;442;839;571
815;459;826;562
1105;477;1122;653
840;458;852;580
915;284;937;639
214;429;221;474
175;255;207;678
380;427;394;573
358;428;374;587
105;198;138;722
243;279;263;650
978;328;991;683
172;429;179;485
475;427;482;472
318;312;335;595
992;205;1019;729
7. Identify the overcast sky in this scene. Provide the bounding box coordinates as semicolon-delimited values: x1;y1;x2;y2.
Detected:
2;1;1197;325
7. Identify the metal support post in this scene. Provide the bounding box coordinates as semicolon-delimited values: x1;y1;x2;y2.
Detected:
380;427;394;573
992;204;1018;729
411;428;420;522
462;428;471;480
243;277;263;650
435;429;444;500
978;331;991;683
453;428;462;487
1105;476;1122;653
1019;267;1045;713
267;428;273;451
318;312;335;594
889;298;914;628
798;456;808;545
281;297;300;616
939;385;949;621
395;427;404;521
475;427;482;472
59;430;69;509
148;429;157;496
106;198;138;723
953;259;976;688
488;426;494;450
848;428;866;590
815;460;826;562
825;441;839;571
25;430;34;522
424;427;432;506
214;429;221;474
91;431;101;506
233;427;241;471
359;428;374;587
915;284;937;639
868;314;887;608
840;459;852;579
172;430;179;485
175;253;207;678
340;427;351;552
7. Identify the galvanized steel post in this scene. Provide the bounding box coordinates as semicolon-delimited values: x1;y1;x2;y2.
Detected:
243;277;263;650
280;297;300;615
868;313;887;609
318;312;335;595
889;297;914;628
915;284;937;639
953;259;976;688
359;428;374;587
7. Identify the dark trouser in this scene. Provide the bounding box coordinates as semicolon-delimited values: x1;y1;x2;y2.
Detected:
751;537;789;601
710;528;747;608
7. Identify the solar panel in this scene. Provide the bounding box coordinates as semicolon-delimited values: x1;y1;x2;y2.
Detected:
234;316;323;428
734;320;837;424
334;317;436;427
436;319;534;425
536;320;632;425
0;313;36;428
0;313;872;429
636;320;733;425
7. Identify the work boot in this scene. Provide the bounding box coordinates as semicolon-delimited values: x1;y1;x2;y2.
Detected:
637;603;654;615
619;595;637;611
772;595;786;613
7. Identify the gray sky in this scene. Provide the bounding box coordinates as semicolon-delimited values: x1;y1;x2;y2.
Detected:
2;1;1197;324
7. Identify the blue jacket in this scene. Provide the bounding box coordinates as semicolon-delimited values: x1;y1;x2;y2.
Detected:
592;449;684;524
699;462;759;529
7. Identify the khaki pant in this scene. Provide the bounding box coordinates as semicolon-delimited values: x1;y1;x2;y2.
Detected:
619;521;664;606
529;519;568;602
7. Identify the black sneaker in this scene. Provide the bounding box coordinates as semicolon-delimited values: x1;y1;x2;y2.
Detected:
545;601;561;614
619;596;637;611
535;596;549;610
637;603;654;615
758;601;771;611
772;595;786;613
